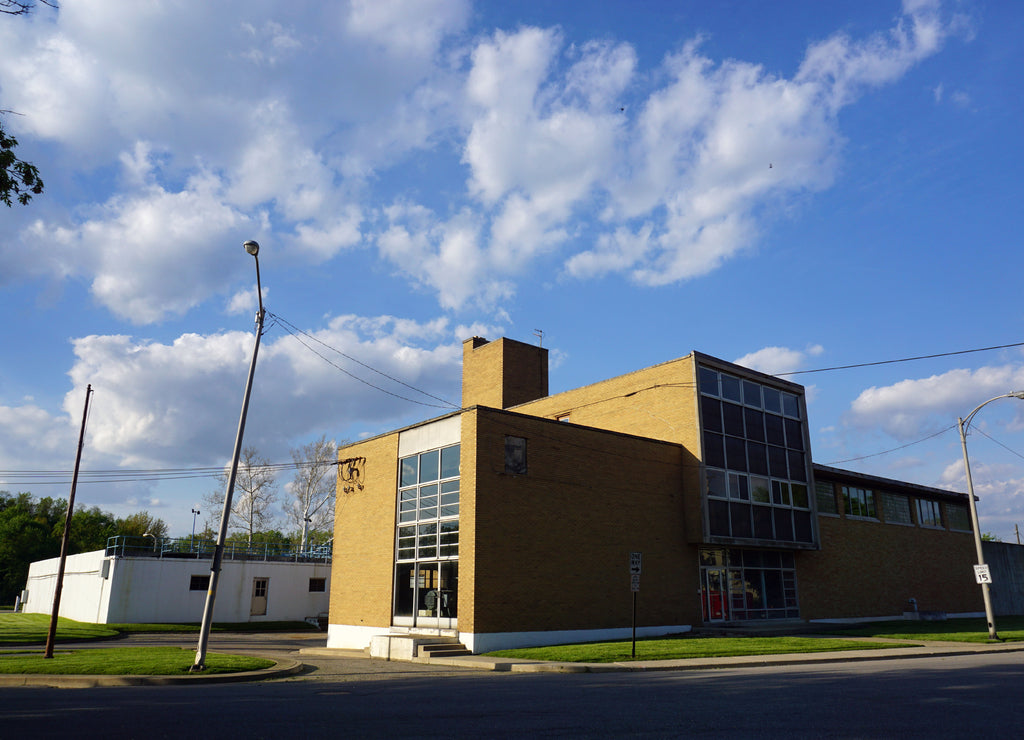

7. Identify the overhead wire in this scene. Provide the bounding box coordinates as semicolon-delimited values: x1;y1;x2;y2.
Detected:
269;311;459;410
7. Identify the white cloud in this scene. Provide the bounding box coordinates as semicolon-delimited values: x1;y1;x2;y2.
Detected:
846;365;1024;439
346;0;470;60
0;0;967;319
734;345;825;376
55;315;462;470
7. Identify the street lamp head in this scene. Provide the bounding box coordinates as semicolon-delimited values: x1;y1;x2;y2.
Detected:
243;240;260;257
1010;391;1024;400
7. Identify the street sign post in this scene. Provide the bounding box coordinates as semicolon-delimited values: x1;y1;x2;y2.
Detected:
630;552;642;657
974;564;993;584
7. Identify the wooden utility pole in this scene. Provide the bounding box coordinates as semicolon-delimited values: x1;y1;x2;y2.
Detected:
44;384;92;659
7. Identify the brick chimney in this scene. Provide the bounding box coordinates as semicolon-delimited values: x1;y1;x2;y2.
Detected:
461;336;549;409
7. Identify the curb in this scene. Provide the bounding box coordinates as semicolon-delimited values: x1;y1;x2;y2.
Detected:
411;641;1024;673
0;656;305;688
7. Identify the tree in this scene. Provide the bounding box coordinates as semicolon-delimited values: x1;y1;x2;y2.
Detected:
285;435;338;552
981;532;1002;542
117;511;169;538
0;1;58;16
67;506;118;552
1;2;55;206
204;447;279;545
0;492;61;604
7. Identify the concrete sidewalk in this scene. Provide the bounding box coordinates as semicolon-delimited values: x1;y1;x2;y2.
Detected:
343;637;1024;673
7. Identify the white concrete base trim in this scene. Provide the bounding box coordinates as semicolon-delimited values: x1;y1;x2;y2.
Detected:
461;624;692;654
326;623;387;650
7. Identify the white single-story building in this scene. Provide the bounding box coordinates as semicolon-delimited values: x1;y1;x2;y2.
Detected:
22;537;331;625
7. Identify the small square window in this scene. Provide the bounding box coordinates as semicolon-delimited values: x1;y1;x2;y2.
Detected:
309;578;326;593
189;575;210;591
505;436;527;474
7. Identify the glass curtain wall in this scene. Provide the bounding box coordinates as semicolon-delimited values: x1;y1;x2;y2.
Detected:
698;365;816;546
394;444;460;627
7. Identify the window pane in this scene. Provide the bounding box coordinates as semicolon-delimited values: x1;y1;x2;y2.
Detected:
768;446;788;478
709;499;730;536
791;483;809;509
699;367;719;396
703;431;725;468
721;374;742;402
722;402;744;436
725;436;747;472
400;456;418;487
707;469;727;498
440;445;460;479
750;476;770;503
742;380;762;408
764;414;785;446
729;473;749;500
773;508;794;541
783;419;803;451
419;450;440;482
782;393;800;418
763;387;782;413
753;506;774;538
701;396;723;433
730;502;753;538
787;450;807;482
816;482;837;514
744;408;765;442
793;510;813;542
747;441;768;475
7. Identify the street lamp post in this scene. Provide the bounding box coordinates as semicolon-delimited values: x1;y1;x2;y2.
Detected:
190;508;200;552
191;240;265;672
957;391;1024;641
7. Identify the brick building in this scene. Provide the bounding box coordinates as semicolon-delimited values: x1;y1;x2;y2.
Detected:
326;337;981;654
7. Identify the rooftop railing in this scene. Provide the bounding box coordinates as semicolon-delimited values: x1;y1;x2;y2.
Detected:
104;535;332;563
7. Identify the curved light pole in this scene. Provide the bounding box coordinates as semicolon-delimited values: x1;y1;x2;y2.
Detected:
958;390;1024;641
192;240;265;672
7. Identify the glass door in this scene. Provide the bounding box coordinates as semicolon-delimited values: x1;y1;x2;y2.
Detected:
393;561;457;629
700;567;729;622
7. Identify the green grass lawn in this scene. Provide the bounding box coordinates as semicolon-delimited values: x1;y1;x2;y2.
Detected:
0;646;274;675
0;613;119;643
827;616;1024;643
0;612;316;645
485;635;920;663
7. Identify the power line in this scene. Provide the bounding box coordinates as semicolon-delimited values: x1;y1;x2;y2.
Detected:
821;425;957;466
270;311;459;410
0;459;325;486
777;341;1024;377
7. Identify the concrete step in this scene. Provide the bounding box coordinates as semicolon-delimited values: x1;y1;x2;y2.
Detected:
418;641;472;657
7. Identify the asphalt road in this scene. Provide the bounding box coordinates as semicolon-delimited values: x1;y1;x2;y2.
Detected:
4;635;1024;738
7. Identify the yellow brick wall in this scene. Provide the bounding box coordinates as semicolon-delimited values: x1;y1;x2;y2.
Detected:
515;354;705;542
799;515;980;618
462;337;548;409
329;434;400;628
464;407;698;634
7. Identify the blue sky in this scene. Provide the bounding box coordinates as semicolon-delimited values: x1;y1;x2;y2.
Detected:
2;0;1024;540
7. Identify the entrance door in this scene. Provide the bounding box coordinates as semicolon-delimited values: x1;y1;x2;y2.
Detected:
393;561;457;629
250;577;268;616
700;567;728;622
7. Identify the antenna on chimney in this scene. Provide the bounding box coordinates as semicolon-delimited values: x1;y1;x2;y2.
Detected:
533;329;544;347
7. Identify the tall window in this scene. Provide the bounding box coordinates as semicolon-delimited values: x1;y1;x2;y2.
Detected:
917;499;943;528
881;493;912;525
699;366;814;544
395;444;460;623
842;486;876;519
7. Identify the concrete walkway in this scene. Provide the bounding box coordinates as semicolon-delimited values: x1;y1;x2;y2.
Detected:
5;635;1024;687
301;636;1024;674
